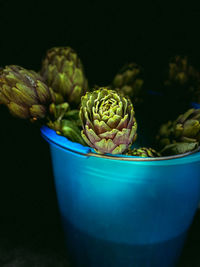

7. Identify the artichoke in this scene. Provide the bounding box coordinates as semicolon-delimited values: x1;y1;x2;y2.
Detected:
0;65;55;120
174;108;200;142
48;119;85;145
47;102;84;144
160;142;198;156
156;108;200;155
48;102;81;126
112;63;144;105
41;46;88;107
126;147;161;157
79;87;137;154
164;55;200;102
49;102;70;122
156;120;174;148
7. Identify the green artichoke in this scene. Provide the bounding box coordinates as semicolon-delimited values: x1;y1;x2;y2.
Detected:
112;63;144;105
156;108;200;155
126;147;161;157
47;102;84;144
48;102;81;126
48;118;85;145
41;46;88;107
63;109;82;127
174;108;200;142
164;55;200;102
79;87;137;154
49;102;70;121
0;65;55;120
160;142;198;156
165;55;198;85
156;120;174;148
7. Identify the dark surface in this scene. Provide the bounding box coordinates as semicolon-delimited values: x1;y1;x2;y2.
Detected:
0;205;200;267
177;211;200;267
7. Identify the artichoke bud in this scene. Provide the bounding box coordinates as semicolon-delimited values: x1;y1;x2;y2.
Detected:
54;92;65;104
47;120;62;133
47;102;83;144
48;102;81;127
177;72;188;84
64;109;82;127
47;119;85;145
164;55;200;102
0;65;55;121
112;63;144;105
61;120;85;145
161;142;198;156
126;147;161;157
174;109;200;142
79;87;137;155
156;120;174;149
157;108;200;152
41;46;88;107
49;102;70;121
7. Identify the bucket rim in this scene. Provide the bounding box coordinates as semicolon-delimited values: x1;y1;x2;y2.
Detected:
41;126;200;162
86;147;200;161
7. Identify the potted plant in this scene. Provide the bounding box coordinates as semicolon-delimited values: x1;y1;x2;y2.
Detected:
1;47;200;267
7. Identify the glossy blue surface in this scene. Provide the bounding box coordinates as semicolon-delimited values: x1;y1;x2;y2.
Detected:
41;126;200;267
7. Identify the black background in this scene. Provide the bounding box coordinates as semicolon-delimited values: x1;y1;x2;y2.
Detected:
0;1;200;266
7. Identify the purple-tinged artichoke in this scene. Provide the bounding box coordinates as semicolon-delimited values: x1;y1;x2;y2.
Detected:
79;88;137;154
0;65;55;120
126;147;161;157
41;46;88;107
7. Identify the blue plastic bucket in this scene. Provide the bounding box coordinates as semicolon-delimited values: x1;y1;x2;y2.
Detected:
41;126;200;267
